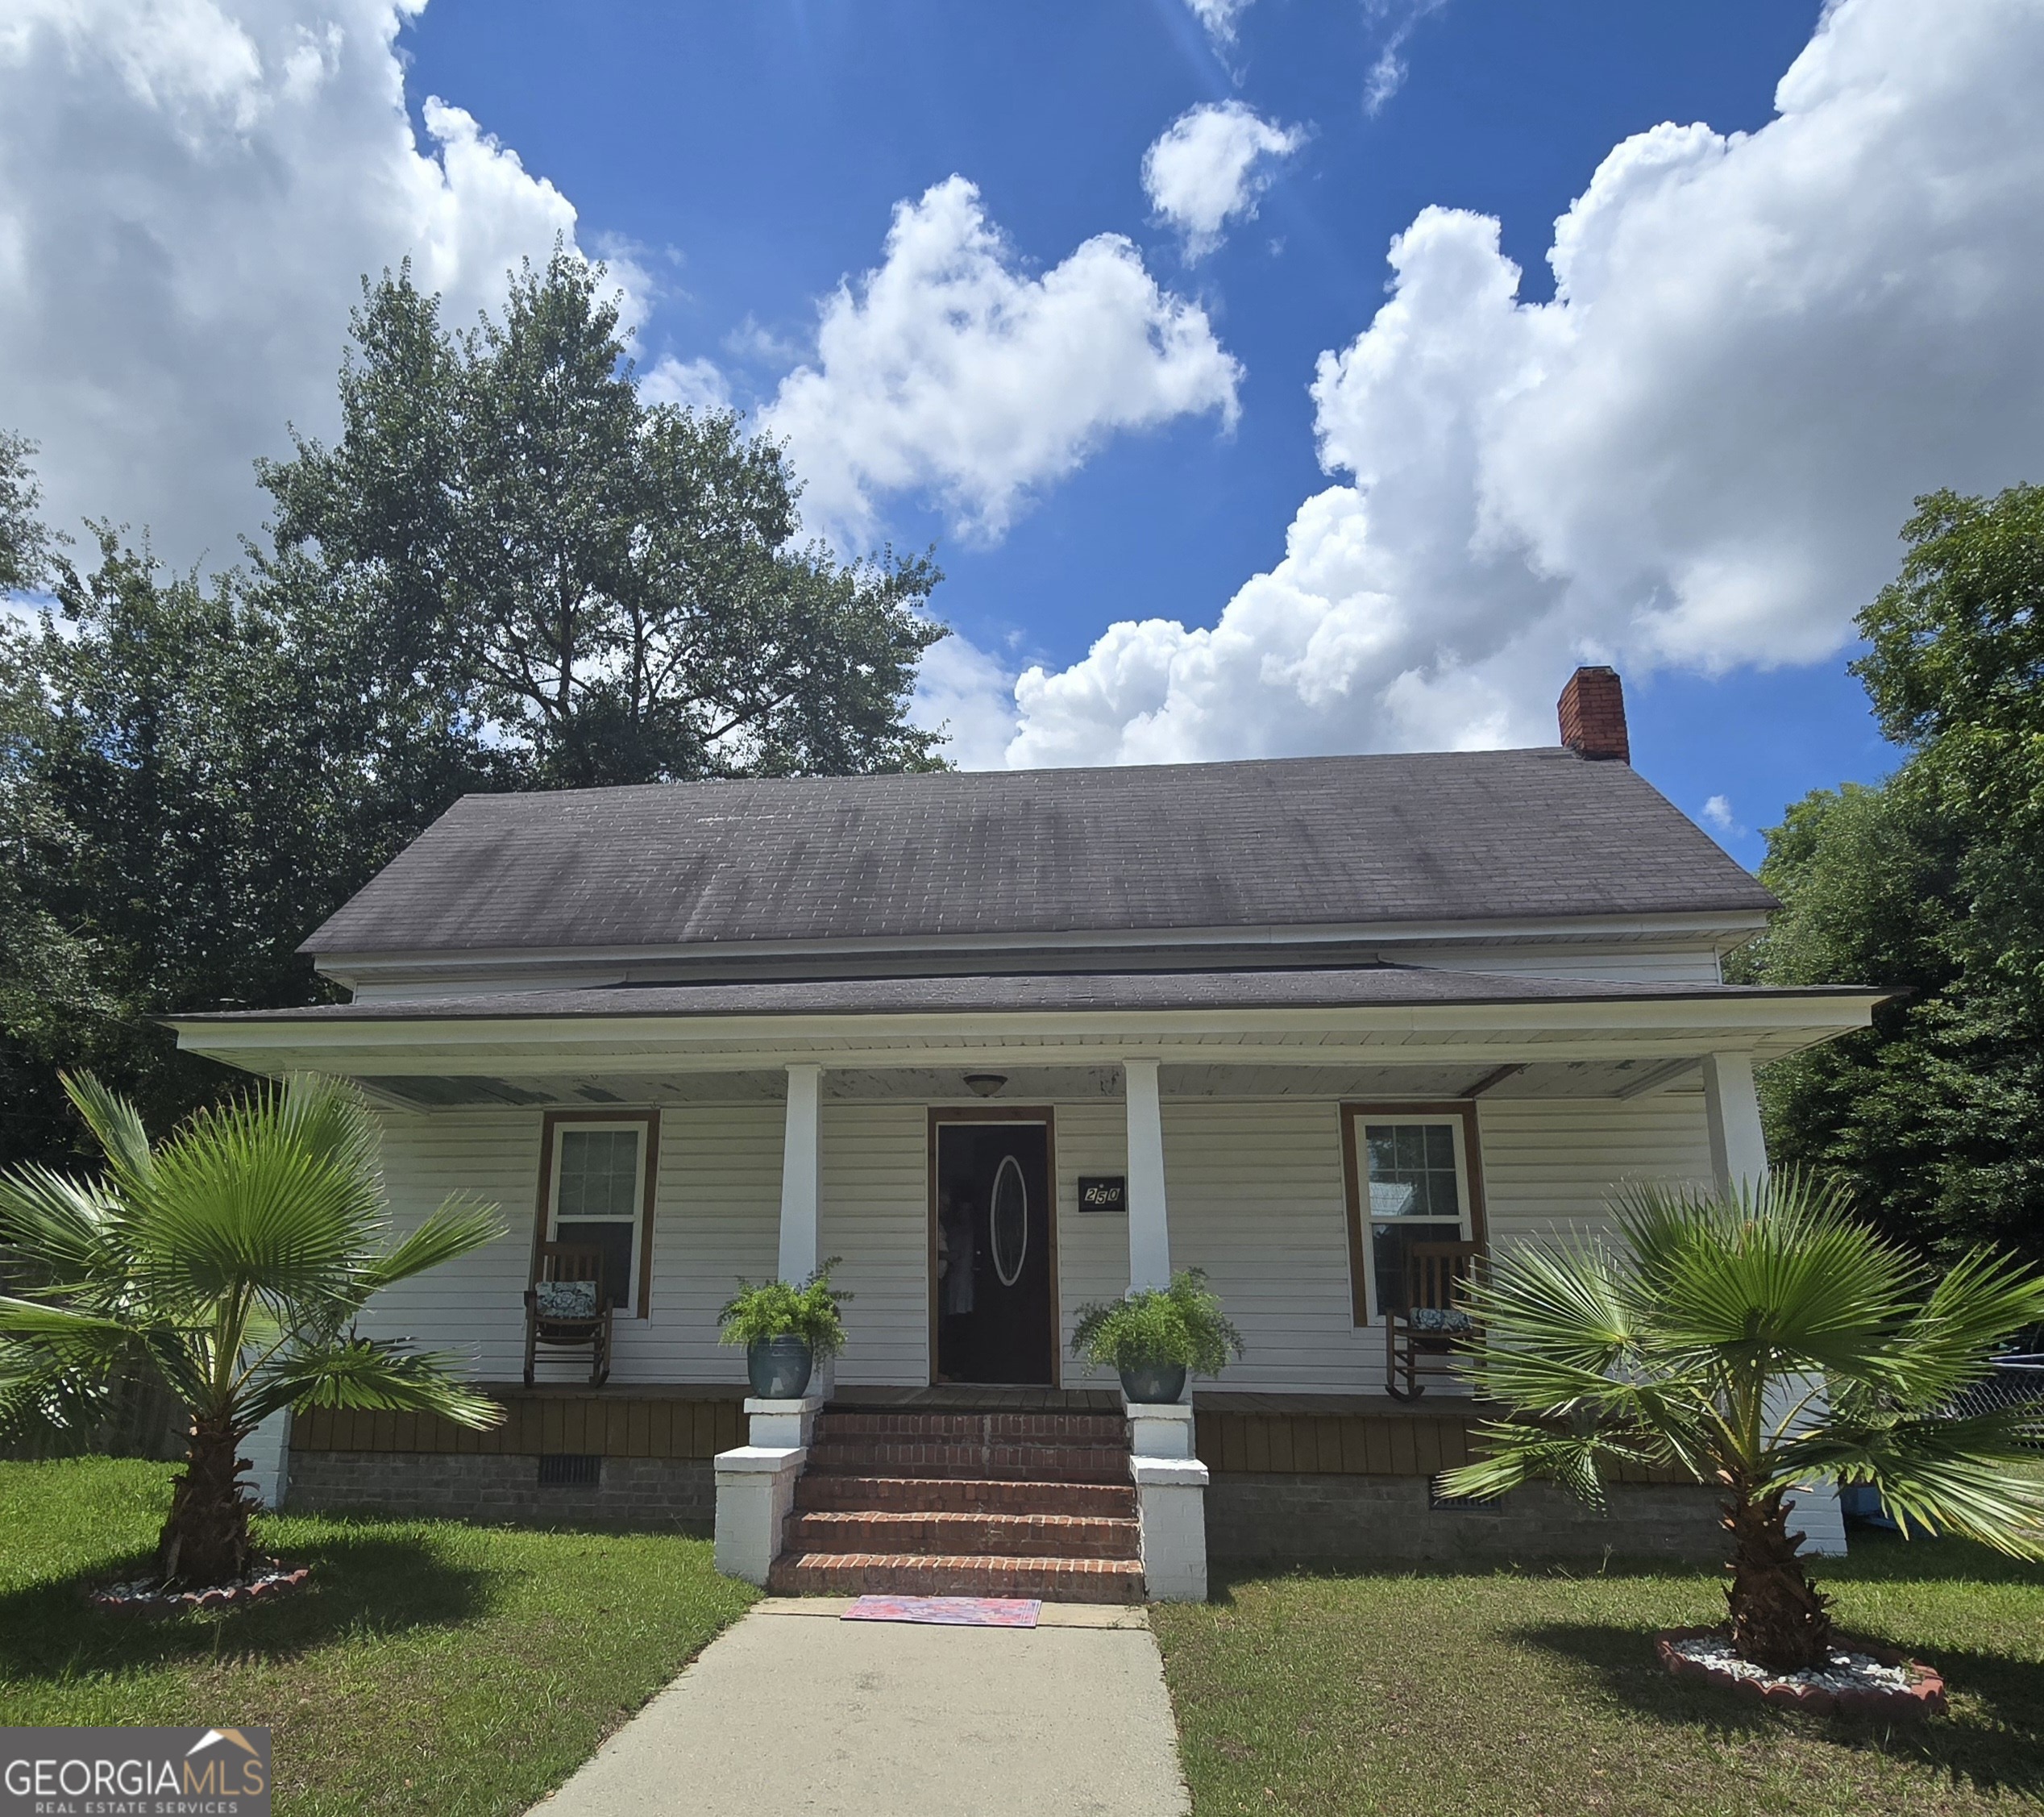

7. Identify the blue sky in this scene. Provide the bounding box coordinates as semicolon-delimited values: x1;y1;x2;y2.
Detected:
5;1;2037;867
402;0;1886;860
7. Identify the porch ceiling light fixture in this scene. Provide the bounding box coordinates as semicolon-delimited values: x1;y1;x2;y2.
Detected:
963;1072;1008;1098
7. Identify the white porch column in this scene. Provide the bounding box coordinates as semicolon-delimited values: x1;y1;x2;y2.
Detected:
1124;1058;1172;1293
777;1062;822;1283
1701;1050;1768;1196
1701;1050;1847;1553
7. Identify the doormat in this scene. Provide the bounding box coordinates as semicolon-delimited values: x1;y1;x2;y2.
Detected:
842;1595;1042;1628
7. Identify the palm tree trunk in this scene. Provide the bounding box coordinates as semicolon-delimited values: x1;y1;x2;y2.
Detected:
156;1416;255;1587
1723;1485;1833;1673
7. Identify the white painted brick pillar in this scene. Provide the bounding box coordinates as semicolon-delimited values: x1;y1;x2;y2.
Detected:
714;1446;805;1585
1125;1403;1208;1602
715;1063;831;1583
1702;1048;1847;1555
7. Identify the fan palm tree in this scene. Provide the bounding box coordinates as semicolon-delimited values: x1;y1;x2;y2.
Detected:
1440;1173;2044;1674
0;1072;505;1588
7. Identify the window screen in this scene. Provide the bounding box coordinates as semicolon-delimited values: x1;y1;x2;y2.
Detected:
552;1127;643;1310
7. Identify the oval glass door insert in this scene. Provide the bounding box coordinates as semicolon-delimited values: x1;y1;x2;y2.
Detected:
989;1154;1028;1287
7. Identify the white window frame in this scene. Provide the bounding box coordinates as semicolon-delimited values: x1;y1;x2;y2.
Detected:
541;1114;655;1320
1343;1106;1481;1324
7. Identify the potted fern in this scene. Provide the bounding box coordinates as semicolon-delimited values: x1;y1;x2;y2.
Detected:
1072;1269;1243;1403
718;1262;848;1399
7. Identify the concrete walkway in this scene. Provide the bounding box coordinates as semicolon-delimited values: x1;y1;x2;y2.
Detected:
531;1599;1190;1816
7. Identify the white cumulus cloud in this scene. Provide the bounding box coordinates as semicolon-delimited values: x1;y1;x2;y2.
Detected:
763;176;1241;547
1701;795;1743;838
640;355;732;415
908;628;1020;772
0;0;620;569
1005;0;2044;767
1143;101;1307;260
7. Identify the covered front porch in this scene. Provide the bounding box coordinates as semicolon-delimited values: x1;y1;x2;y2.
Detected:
174;980;1872;1398
178;979;1877;1594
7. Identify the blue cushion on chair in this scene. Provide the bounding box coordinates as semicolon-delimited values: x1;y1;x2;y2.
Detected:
535;1279;600;1320
1408;1306;1475;1334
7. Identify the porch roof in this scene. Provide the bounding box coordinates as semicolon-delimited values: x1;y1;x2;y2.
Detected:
172;967;1892;1089
179;966;1888;1024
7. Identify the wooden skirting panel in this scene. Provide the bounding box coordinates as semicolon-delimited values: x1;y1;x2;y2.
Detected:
1194;1407;1691;1484
294;1395;745;1461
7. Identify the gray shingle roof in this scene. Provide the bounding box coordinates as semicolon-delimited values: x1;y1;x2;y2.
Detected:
301;747;1775;958
186;968;1879;1026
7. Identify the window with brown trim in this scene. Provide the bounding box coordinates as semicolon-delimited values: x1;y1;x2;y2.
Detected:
534;1110;660;1318
1339;1101;1487;1325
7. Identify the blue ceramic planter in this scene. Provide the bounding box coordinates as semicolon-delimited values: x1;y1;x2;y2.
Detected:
747;1333;814;1399
1118;1360;1187;1403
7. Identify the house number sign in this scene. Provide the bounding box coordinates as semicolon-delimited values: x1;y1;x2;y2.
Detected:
1077;1175;1127;1213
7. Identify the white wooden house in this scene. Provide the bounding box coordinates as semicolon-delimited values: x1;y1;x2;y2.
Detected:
176;667;1884;1600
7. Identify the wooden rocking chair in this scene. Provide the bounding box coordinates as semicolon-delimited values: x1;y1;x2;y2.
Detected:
523;1243;613;1387
1383;1239;1482;1401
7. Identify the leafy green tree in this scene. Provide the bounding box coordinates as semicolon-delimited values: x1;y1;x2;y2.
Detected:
4;517;482;1166
1;256;958;1173
0;436;106;1166
0;430;56;593
1445;1175;2044;1674
6;535;350;1147
0;1072;503;1586
260;251;949;787
1742;484;2044;1264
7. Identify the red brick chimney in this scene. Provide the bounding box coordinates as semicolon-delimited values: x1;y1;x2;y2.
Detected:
1557;665;1630;762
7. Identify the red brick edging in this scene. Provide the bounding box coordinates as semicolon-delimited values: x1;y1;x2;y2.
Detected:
89;1564;311;1617
1656;1626;1946;1719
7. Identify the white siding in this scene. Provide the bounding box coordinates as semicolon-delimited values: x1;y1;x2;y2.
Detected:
1478;1094;1715;1248
359;1104;782;1390
357;1091;1719;1396
818;1103;928;1386
632;1103;781;1386
357;1109;542;1379
1053;1101;1132;1389
1158;1100;1358;1393
1159;1094;1718;1395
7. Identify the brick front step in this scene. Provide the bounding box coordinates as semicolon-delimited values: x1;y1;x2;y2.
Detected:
795;1474;1137;1520
805;1440;1131;1484
821;1411;1128;1446
766;1550;1147;1603
789;1508;1140;1561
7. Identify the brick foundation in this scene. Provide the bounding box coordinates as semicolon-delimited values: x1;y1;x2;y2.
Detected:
1207;1473;1721;1566
288;1449;714;1530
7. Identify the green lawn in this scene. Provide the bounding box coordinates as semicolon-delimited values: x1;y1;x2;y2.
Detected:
0;1457;757;1815
1153;1535;2044;1817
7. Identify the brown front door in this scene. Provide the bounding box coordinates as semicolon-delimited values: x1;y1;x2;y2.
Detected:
932;1116;1056;1385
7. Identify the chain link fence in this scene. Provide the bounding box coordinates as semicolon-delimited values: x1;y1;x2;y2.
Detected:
1951;1354;2044;1440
